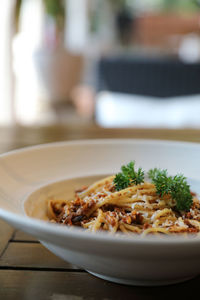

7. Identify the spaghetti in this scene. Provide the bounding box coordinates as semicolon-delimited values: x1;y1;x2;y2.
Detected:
47;174;200;236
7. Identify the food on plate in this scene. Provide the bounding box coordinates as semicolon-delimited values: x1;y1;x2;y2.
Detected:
47;161;200;235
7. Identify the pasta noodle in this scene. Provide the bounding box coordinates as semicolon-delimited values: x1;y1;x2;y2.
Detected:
47;175;200;236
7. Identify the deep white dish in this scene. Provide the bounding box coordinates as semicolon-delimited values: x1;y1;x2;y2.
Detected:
0;139;200;286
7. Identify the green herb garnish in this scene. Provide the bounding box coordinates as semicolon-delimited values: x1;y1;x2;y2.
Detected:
148;168;192;211
113;162;193;211
114;161;144;191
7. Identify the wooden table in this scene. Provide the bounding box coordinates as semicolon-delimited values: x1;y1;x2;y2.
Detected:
0;124;200;299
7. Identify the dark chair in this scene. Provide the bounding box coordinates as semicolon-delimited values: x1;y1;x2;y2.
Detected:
97;55;200;98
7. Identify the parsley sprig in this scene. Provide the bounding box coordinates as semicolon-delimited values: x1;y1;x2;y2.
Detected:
113;162;193;211
113;161;144;191
148;168;192;211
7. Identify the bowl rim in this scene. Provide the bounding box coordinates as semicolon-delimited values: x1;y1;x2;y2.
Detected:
0;137;200;158
0;138;200;246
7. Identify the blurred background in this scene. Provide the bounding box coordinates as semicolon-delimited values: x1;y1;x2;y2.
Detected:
1;0;200;128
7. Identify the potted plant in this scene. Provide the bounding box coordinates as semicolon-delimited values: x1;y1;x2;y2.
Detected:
13;0;83;114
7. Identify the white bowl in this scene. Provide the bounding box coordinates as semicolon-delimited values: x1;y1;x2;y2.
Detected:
0;139;200;286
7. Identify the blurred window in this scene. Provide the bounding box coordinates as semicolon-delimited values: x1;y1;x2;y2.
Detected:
0;1;15;125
